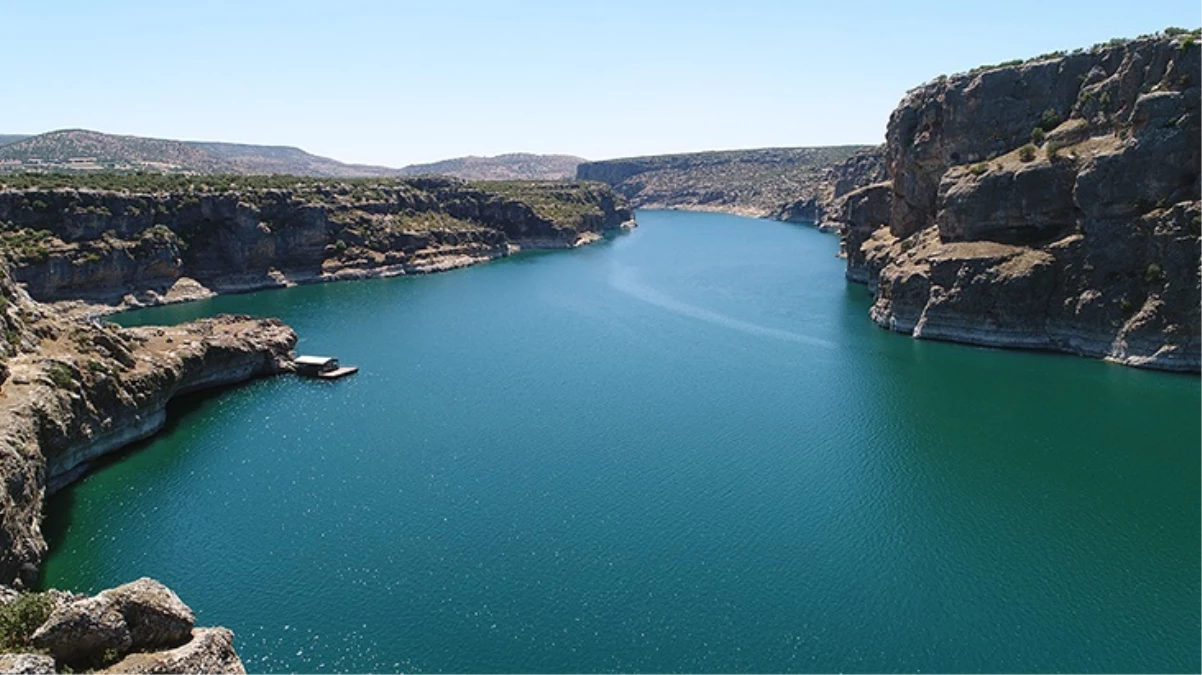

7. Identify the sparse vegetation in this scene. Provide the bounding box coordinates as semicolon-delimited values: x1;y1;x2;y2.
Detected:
1144;262;1166;285
1018;145;1037;162
1030;127;1047;146
970;163;988;176
48;362;75;389
0;591;55;653
1038;109;1061;132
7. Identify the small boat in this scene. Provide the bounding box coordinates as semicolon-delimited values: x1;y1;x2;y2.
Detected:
295;355;359;380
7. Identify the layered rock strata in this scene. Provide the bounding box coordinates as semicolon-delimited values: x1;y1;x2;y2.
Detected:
841;32;1200;371
0;177;634;310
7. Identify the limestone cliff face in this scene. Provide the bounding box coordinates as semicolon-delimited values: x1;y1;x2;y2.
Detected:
0;260;296;587
844;33;1200;371
0;178;633;308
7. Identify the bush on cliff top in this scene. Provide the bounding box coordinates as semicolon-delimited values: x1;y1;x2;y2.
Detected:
0;592;54;653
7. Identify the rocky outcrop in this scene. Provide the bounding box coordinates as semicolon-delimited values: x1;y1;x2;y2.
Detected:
0;177;634;310
0;654;55;674
0;578;244;673
576;146;876;220
0;258;296;587
100;628;244;674
844;31;1201;371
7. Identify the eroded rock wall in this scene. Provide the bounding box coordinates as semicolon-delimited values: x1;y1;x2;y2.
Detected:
846;33;1201;371
0;260;296;586
0;178;633;308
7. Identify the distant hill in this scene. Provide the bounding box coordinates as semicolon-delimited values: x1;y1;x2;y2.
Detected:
395;153;585;180
0;129;396;177
187;141;396;177
0;129;586;181
576;146;876;218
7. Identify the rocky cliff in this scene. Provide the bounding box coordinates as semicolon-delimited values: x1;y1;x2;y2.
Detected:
0;256;296;586
576;146;877;220
0;176;634;310
841;31;1200;371
0;253;285;669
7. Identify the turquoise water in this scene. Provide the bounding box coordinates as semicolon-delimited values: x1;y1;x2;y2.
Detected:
40;211;1200;673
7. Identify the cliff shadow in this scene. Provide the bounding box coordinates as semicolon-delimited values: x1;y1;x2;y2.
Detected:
37;379;265;580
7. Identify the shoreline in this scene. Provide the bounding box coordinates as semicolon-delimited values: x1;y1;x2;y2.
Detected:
44;224;635;320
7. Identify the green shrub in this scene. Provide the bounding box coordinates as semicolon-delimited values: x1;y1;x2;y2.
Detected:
1144;262;1166;285
1030;127;1047;145
1018;144;1037;162
48;362;75;389
1183;35;1196;50
1038;108;1061;132
1046;142;1064;160
970;163;988;176
0;592;55;652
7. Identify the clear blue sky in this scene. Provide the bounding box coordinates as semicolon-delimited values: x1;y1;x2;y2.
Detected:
4;0;1199;166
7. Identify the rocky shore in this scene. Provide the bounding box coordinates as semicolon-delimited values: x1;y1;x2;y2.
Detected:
836;31;1200;371
0;255;292;671
0;176;634;313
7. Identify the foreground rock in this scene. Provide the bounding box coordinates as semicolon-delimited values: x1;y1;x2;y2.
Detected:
840;31;1200;371
0;578;244;673
0;654;55;674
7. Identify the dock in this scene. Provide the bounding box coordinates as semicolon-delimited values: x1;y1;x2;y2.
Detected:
295;355;358;380
317;366;359;379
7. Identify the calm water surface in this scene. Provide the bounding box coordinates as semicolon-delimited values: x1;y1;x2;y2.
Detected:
41;211;1200;673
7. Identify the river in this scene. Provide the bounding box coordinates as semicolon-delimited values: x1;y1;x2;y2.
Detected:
40;210;1201;673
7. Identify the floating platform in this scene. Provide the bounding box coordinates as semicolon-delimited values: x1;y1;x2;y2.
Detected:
295;355;358;380
317;366;359;379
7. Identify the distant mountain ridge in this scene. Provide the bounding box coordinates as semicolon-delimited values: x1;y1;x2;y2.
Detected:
0;129;585;180
395;153;585;180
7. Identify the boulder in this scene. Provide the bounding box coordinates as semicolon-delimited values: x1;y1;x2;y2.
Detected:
30;596;131;666
100;628;246;675
0;653;56;674
99;578;194;650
